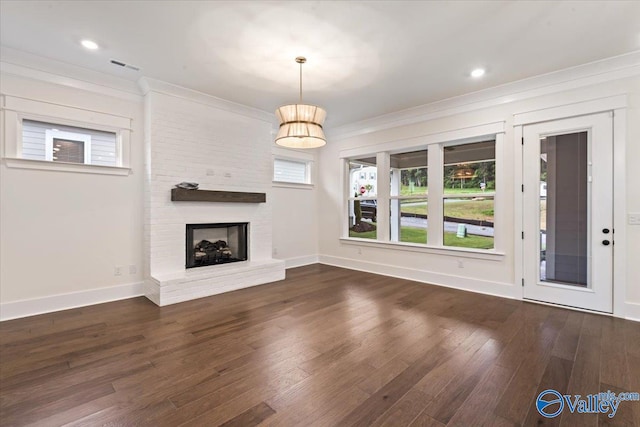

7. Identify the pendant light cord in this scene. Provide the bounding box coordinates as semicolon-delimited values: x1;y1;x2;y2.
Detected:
299;60;303;103
296;56;306;104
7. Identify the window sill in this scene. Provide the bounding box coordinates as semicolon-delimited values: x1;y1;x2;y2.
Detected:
3;157;131;176
339;237;505;261
272;181;314;190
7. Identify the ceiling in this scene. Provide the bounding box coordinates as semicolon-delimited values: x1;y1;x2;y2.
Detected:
1;1;639;128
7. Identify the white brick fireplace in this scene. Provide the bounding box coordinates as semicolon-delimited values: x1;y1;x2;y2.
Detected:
140;78;285;306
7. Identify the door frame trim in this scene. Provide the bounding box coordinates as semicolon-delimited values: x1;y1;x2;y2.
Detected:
514;95;628;318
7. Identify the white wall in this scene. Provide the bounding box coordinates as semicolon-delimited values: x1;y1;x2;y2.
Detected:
270;146;319;268
0;72;145;316
271;185;318;267
318;74;640;317
625;85;640;306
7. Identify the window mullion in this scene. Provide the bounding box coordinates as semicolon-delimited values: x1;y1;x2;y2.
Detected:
45;131;54;161
343;159;350;238
376;152;391;242
428;145;444;246
493;132;504;252
13;112;23;158
84;136;92;165
390;167;401;241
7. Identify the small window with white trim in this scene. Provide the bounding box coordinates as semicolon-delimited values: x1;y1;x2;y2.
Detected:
23;120;118;166
273;158;311;184
2;95;131;175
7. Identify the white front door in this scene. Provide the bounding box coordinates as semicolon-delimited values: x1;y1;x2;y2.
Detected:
522;112;613;313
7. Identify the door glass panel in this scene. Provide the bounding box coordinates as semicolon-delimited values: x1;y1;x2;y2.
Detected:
539;132;588;287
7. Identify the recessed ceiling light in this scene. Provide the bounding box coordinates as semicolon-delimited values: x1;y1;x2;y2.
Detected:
471;68;485;78
81;39;99;50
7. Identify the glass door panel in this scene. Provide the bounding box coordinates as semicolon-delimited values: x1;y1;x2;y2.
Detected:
539;132;588;287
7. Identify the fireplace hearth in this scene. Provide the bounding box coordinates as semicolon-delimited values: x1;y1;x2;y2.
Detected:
186;223;248;268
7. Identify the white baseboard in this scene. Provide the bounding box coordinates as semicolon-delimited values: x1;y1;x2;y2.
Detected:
0;282;144;321
625;302;640;322
3;266;637;324
283;255;320;269
318;254;521;300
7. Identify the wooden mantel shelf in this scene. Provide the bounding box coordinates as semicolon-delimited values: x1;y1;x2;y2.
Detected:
171;188;266;203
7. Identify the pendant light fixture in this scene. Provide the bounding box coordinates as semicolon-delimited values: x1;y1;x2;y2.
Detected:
275;57;327;149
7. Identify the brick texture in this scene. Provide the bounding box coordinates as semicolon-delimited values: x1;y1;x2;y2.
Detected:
143;91;283;305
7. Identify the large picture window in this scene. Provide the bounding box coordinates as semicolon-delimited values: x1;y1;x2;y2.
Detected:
344;134;499;253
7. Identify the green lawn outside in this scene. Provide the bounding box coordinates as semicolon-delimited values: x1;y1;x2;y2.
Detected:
400;226;426;242
400;205;428;216
399;199;428;216
400;186;495;196
443;199;494;222
349;226;494;249
400;199;494;222
400;185;427;196
444;233;494;249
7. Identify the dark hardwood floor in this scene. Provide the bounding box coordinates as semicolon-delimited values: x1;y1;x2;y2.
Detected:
1;264;639;426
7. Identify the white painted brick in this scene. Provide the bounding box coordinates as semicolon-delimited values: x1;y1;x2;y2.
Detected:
143;90;282;305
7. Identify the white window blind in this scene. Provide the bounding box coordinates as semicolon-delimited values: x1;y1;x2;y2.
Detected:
273;158;309;184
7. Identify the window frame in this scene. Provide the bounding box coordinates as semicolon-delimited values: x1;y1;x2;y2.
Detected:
441;141;496;250
273;157;311;185
271;146;315;189
1;95;131;176
340;121;505;258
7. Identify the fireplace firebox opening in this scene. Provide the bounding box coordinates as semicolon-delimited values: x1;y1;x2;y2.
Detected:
186;223;248;268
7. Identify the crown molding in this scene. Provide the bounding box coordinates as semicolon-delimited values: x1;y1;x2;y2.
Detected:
0;47;275;124
138;77;275;124
328;51;640;141
3;46;638;136
0;46;142;102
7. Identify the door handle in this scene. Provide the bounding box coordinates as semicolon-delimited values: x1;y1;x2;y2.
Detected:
602;240;610;246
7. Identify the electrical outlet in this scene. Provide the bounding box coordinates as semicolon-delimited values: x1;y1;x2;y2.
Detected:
114;266;123;276
457;259;464;268
129;265;137;275
629;213;640;225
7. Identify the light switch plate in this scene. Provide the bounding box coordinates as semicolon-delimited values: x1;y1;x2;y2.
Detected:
628;213;640;225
